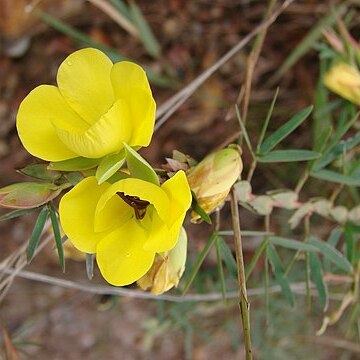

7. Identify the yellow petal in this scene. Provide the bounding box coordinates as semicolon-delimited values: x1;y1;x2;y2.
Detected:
324;62;360;105
59;177;110;253
98;178;170;222
111;61;151;99
161;171;191;227
127;89;156;147
57;48;114;124
54;99;132;158
96;223;155;286
143;209;182;252
16;85;79;161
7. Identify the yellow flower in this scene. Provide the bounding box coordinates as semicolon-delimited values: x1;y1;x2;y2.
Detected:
59;171;191;286
324;62;360;105
16;48;156;161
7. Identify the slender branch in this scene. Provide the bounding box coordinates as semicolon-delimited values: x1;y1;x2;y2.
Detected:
230;188;253;360
0;268;345;302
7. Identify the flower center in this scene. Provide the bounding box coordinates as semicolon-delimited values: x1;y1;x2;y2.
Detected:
117;192;150;220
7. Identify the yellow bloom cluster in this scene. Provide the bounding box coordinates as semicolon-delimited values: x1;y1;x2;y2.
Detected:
16;48;191;288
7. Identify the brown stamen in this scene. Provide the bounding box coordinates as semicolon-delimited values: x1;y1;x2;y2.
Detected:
117;192;150;220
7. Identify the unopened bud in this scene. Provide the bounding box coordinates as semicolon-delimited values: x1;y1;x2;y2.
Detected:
137;227;187;295
187;147;242;221
324;62;360;105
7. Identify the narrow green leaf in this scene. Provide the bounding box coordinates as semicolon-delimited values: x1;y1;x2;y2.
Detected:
48;204;65;272
217;236;237;279
323;227;342;273
270;4;346;82
124;143;159;186
311;169;360;186
258;149;320;163
259;106;313;154
129;1;161;58
0;208;35;222
309;252;328;311
245;238;267;280
308;237;353;273
111;0;132;20
344;223;355;265
27;207;49;263
48;157;101;171
191;191;212;224
267;244;295;307
269;236;319;252
312;132;360;172
215;236;226;300
86;254;95;280
18;164;61;181
182;233;217;294
235;105;255;158
96;150;126;184
256;87;280;152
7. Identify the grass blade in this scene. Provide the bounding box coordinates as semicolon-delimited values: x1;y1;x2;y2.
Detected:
0;208;35;222
86;253;95;280
259;106;313;154
48;204;65;272
311;169;360;186
215;236;226;300
323;227;342;273
27;207;49;263
235;105;255;159
309;252;329;311
267;243;295;307
182;233;217;294
308;237;353;273
129;1;161;58
217;236;237;279
257;149;320;163
269;236;318;252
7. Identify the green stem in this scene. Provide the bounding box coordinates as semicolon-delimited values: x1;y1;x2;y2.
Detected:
230;189;253;360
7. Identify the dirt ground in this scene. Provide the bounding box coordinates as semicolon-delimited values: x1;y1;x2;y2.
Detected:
0;0;356;359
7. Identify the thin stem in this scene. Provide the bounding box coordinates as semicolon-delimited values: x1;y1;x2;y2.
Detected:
264;215;270;326
304;216;311;312
295;169;309;194
230;189;253;360
246;159;257;182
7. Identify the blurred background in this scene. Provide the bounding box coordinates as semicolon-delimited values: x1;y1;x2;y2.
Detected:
1;0;359;359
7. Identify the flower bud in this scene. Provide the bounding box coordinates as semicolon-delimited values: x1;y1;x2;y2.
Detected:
324;62;360;105
137;227;187;295
187;147;242;221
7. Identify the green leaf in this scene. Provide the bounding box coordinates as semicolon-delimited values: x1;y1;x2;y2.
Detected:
86;253;95;280
256;87;280;152
182;233;217;294
323;227;342;273
257;149;320;163
309;252;328;311
18;163;61;181
129;1;161;58
96;150;126;184
259;106;313;154
111;0;132;20
312;132;360;172
0;208;36;222
245;238;267;280
48;157;101;171
190;191;212;224
124;144;159;185
217;236;237;279
215;236;226;300
270;4;346;82
48;204;65;272
235;105;255;157
27;207;49;263
267;244;295;307
311;169;360;186
344;223;356;265
269;236;319;252
308;237;353;273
